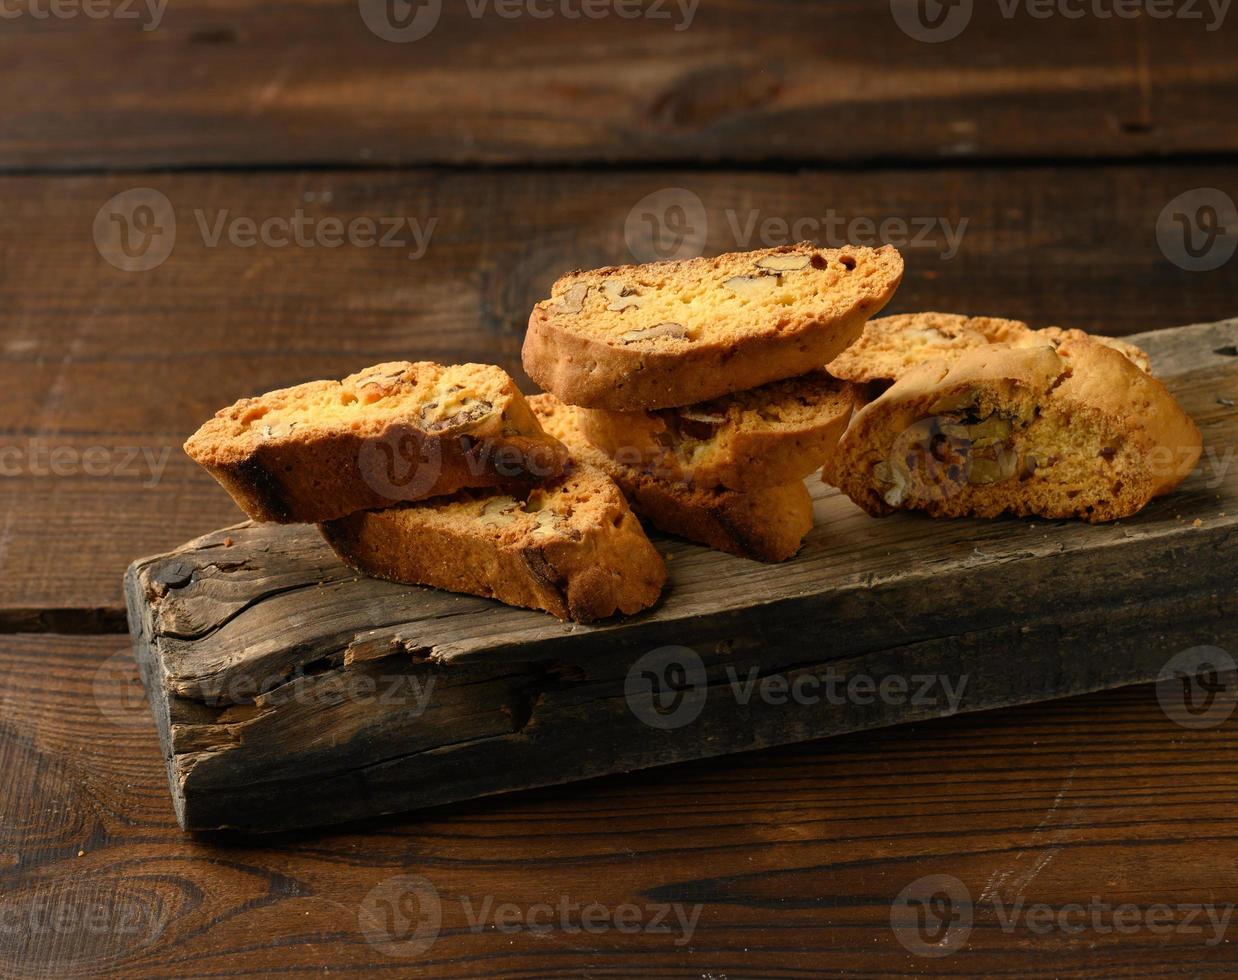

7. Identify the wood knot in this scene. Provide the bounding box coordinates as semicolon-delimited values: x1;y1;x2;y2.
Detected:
150;559;195;592
651;65;783;130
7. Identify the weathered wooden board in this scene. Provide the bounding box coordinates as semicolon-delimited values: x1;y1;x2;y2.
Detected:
5;165;1238;626
3;0;1236;170
126;319;1238;831
10;632;1238;976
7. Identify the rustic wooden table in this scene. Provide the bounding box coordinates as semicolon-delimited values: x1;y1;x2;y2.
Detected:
2;3;1237;976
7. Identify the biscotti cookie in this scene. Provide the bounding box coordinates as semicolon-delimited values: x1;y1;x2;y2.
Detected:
320;465;667;623
1018;326;1152;374
524;243;903;410
824;337;1201;523
577;370;861;492
530;393;812;562
827;312;1152;383
186;362;568;523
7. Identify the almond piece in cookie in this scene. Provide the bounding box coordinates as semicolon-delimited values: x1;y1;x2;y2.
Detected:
524;243;903;410
824;337;1200;523
577;370;862;492
530;393;812;563
185;362;568;523
319;465;667;623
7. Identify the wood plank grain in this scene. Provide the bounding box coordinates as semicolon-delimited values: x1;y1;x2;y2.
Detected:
2;0;1237;169
4;633;1238;976
1;165;1236;622
123;319;1238;830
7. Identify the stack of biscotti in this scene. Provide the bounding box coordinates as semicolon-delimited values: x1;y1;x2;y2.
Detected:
185;361;667;622
523;242;904;560
820;312;1201;522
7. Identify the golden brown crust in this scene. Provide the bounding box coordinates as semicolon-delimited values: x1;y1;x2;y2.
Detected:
185;361;568;523
577;370;860;491
523;243;903;410
530;393;812;562
1024;326;1153;374
827;312;1153;383
320;465;667;623
825;339;1201;523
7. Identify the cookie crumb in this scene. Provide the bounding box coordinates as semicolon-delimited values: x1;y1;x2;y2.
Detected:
1193;518;1203;527
223;537;234;548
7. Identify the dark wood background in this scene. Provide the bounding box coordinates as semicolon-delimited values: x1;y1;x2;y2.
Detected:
2;1;1237;975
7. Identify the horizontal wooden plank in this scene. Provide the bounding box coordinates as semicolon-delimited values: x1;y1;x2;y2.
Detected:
1;166;1236;621
3;0;1237;168
123;319;1238;830
6;633;1238;975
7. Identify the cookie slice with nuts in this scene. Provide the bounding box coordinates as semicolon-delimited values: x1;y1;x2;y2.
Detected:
319;465;667;623
530;393;813;563
824;337;1200;523
827;311;1152;385
577;370;863;492
524;243;903;410
184;361;568;523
